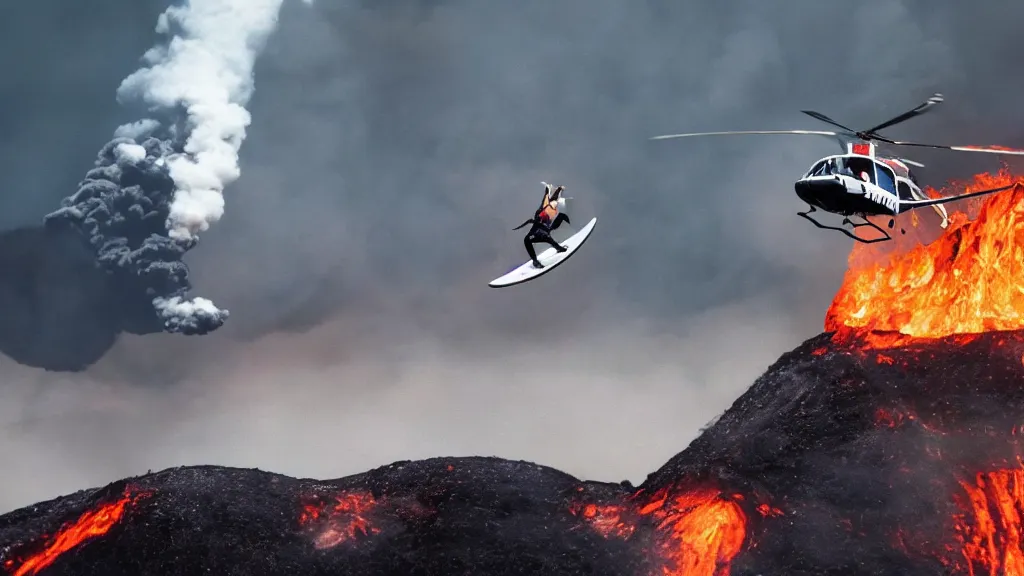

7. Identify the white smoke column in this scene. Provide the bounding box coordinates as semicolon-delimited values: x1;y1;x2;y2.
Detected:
116;0;288;241
45;0;313;335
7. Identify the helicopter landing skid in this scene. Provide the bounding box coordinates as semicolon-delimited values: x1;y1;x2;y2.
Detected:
796;205;892;244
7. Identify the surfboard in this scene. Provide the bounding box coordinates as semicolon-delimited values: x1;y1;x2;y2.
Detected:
488;217;597;288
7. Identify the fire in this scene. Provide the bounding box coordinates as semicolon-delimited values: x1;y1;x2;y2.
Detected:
6;488;148;576
299;491;380;549
954;468;1024;576
827;169;1024;341
639;487;747;576
569;502;635;538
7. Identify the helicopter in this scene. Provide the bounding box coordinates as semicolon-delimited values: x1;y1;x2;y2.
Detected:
651;93;1024;243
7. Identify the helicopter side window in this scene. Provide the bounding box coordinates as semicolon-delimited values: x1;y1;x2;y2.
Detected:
896;180;915;201
873;162;896;194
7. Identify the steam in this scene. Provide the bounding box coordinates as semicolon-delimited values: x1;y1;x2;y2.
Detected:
43;0;295;335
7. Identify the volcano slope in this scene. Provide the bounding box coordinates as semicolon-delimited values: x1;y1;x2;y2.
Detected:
6;174;1024;576
2;331;1022;576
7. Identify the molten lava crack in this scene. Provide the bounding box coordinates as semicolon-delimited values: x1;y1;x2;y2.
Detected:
639;487;747;576
570;485;750;576
299;491;381;549
3;488;149;576
954;467;1024;576
569;500;636;539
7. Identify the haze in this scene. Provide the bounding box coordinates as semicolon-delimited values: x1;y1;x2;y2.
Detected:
1;0;1022;513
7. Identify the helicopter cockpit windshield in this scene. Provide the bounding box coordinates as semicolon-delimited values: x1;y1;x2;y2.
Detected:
806;156;898;194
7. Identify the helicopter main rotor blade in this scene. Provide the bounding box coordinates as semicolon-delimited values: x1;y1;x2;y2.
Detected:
799;110;857;133
887;140;1024;156
862;93;944;135
898;158;925;168
649;129;839;140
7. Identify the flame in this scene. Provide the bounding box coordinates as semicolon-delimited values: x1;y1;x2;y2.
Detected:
639;487;747;576
827;169;1024;340
954;468;1024;576
6;489;148;576
569;502;636;538
300;491;380;549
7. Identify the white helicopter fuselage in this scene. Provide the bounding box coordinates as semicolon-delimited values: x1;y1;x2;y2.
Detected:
792;142;949;227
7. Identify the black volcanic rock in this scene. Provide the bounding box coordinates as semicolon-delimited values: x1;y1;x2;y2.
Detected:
3;331;1024;575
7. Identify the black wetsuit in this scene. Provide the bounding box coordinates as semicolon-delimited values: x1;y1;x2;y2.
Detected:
514;210;570;267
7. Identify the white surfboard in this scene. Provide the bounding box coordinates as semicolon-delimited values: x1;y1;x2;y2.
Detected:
489;217;597;288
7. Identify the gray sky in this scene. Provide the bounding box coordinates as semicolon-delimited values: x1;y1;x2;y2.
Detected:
2;0;1023;513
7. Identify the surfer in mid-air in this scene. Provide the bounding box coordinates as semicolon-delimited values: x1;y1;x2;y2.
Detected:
513;183;570;268
488;182;597;288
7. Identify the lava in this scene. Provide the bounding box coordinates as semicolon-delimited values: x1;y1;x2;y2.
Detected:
569;502;636;539
827;168;1024;341
299;491;381;549
638;487;746;576
954;468;1024;576
5;488;148;576
571;487;748;575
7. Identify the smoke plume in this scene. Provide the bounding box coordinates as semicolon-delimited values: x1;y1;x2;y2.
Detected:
43;0;295;335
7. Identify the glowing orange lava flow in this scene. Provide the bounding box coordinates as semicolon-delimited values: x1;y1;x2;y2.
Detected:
639;488;747;576
827;169;1024;340
6;489;148;576
954;468;1024;576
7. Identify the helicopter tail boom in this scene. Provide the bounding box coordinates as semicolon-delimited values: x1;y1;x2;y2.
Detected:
899;183;1019;208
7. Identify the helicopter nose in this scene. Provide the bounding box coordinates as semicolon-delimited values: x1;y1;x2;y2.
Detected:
794;177;845;208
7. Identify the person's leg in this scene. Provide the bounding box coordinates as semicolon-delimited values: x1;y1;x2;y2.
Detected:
538;235;566;253
524;236;542;267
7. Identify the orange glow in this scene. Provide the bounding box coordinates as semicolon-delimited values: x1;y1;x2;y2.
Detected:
300;491;380;549
569;502;636;538
640;487;747;576
875;407;906;428
827;169;1024;341
8;489;148;576
954;468;1024;576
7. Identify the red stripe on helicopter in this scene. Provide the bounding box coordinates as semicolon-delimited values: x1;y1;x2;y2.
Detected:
851;143;871;155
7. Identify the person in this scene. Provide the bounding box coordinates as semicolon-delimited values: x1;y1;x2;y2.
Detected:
513;184;570;268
